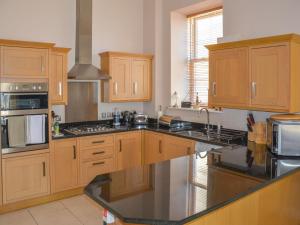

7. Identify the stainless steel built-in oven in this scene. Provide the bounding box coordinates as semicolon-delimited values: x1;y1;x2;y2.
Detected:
0;83;49;154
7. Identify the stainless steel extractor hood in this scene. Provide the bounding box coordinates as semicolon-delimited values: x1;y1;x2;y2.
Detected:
68;0;110;80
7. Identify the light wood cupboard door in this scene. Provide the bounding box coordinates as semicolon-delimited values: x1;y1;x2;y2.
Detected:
250;44;290;110
163;135;195;161
1;46;48;78
2;153;50;204
115;131;142;170
51;139;78;193
110;57;131;100
144;131;164;164
131;59;151;100
50;48;70;105
209;48;249;108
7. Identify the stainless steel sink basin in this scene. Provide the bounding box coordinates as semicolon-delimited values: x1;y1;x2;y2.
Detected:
175;130;207;138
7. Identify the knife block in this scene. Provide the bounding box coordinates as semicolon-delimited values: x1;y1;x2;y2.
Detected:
248;122;267;144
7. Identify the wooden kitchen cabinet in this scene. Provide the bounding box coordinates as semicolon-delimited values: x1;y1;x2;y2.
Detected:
115;131;142;170
163;134;195;161
2;151;50;204
144;131;164;164
0;46;49;78
78;134;116;185
100;52;153;102
50;47;70;105
207;34;300;112
51;139;78;193
249;44;289;111
209;48;249;108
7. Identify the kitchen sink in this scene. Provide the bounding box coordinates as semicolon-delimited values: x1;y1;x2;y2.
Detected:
175;130;208;139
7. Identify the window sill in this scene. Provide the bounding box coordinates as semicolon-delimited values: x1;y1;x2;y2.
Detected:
167;107;223;114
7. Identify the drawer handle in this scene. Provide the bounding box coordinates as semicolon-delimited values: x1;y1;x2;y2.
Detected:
92;140;105;144
93;162;105;166
159;140;162;154
73;145;77;159
93;151;105;155
42;162;46;177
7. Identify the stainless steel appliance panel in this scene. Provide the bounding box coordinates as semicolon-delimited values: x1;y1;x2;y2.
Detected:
278;124;300;156
65;81;99;123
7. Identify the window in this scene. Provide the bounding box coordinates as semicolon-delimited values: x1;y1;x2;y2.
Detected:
186;9;223;105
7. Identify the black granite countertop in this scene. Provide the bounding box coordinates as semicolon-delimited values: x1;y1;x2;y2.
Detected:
85;146;300;225
52;120;246;147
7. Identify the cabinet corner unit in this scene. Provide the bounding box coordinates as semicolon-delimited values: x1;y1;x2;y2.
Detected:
50;47;71;105
100;52;153;102
207;33;300;113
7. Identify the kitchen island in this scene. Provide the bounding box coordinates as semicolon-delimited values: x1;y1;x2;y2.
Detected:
85;146;300;225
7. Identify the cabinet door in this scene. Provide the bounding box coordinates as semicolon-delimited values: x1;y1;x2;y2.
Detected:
250;44;290;110
163;135;195;161
144;131;164;164
1;46;48;78
50;51;68;105
51;139;78;193
110;57;131;100
2;153;50;204
115;131;142;170
131;59;151;100
209;48;249;108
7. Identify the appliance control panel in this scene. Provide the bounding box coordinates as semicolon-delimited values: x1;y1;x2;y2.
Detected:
0;83;48;93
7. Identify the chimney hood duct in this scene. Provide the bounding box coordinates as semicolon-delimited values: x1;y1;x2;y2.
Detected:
68;0;110;80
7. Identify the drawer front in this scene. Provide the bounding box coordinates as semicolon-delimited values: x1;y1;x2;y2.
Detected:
81;146;114;162
79;135;114;149
80;158;115;185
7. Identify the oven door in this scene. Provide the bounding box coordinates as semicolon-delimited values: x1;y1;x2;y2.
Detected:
1;114;49;154
0;92;48;115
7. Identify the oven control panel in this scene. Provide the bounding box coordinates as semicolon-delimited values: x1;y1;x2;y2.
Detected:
0;83;48;93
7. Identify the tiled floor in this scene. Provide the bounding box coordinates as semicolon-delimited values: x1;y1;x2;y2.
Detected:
0;195;103;225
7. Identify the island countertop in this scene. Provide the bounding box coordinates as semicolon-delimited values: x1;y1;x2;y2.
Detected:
85;146;300;225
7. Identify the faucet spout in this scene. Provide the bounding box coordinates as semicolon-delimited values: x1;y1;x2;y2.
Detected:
200;108;210;140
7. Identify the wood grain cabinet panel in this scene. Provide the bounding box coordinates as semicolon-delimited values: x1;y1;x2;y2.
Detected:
51;139;78;193
209;48;249;108
207;34;300;112
144;131;164;164
115;131;142;170
1;46;49;78
100;52;152;102
2;152;50;204
250;44;290;110
50;47;70;105
162;134;195;161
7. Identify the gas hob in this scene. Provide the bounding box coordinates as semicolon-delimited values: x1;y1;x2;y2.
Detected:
64;124;117;135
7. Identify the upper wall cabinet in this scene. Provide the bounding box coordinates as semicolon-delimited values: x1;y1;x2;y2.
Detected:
50;47;71;105
0;39;55;79
100;52;153;102
207;34;300;113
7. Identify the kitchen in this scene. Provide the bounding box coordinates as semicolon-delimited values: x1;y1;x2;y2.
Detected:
0;0;300;225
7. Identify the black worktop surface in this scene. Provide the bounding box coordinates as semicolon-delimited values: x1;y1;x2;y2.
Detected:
85;146;300;225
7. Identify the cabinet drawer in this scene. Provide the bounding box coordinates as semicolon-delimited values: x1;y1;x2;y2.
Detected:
80;158;115;185
81;146;114;162
79;135;114;149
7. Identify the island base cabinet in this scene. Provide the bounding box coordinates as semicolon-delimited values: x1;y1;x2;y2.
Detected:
2;153;50;204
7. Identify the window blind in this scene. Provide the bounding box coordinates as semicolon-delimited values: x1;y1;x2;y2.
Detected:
186;9;223;105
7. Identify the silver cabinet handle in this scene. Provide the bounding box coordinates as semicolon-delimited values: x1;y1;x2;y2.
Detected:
42;162;46;177
251;82;257;99
58;82;62;96
114;82;118;95
133;82;138;95
73;145;77;159
212;82;217;96
119;140;122;152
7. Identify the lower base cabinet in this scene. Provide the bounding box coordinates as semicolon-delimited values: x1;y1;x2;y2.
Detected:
2;152;50;204
51;139;78;193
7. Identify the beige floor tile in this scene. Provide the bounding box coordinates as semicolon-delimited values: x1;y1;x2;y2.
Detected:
60;195;103;225
28;201;82;225
0;209;37;225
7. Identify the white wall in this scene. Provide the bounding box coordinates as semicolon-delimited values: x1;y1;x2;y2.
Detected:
0;0;145;121
143;0;295;130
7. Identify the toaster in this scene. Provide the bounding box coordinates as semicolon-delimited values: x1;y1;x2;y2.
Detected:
133;113;148;125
